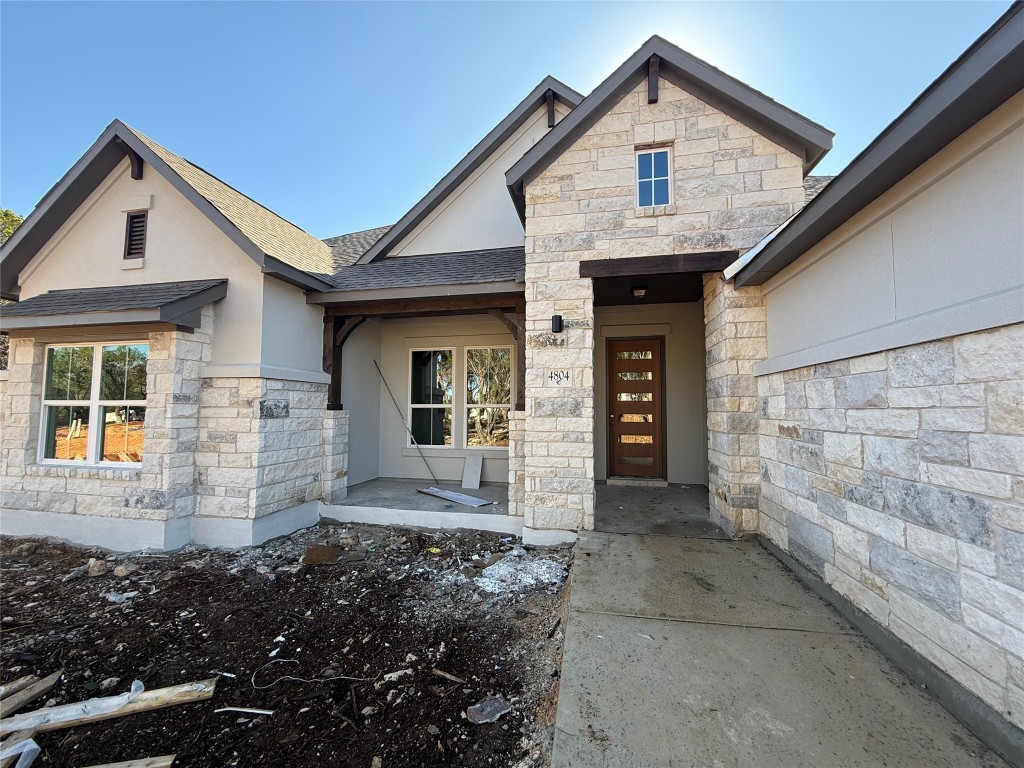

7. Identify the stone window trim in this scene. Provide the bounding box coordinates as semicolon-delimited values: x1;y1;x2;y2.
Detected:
38;340;148;468
406;345;515;452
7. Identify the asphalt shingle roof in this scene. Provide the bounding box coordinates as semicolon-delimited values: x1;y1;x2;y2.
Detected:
126;126;334;278
324;226;393;271
803;175;835;204
325;247;525;291
0;279;227;318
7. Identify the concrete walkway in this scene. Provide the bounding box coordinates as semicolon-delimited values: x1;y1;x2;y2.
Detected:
552;531;1008;767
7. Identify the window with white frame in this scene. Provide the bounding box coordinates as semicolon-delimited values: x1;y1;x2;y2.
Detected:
465;347;511;448
636;148;671;207
40;343;148;464
409;349;453;446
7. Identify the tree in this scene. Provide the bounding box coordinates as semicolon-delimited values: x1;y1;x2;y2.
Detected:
0;209;22;370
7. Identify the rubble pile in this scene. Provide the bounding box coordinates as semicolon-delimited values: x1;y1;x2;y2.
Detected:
0;524;570;767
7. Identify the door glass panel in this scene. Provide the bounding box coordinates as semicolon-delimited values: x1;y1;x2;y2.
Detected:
99;405;146;462
619;414;653;423
45;347;94;401
616;371;652;381
619;435;654;444
616;392;653;402
616;351;652;360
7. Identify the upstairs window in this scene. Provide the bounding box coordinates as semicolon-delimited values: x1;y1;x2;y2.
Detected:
40;343;148;464
636;149;671;207
124;211;148;259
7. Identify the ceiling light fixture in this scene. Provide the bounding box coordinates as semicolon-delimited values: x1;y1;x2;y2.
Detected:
632;284;647;300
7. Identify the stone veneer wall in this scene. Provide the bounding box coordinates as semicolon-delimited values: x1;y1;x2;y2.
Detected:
322;409;349;505
757;323;1024;729
196;378;330;521
523;76;804;532
0;309;214;546
507;410;525;517
704;274;766;534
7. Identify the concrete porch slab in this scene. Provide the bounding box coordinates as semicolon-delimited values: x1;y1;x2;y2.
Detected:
552;531;1008;767
595;483;724;538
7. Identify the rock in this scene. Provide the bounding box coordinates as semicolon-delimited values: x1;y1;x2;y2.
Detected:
427;724;440;735
361;706;379;716
88;559;109;577
113;564;139;578
13;542;37;556
99;677;120;690
371;758;382;768
302;544;343;565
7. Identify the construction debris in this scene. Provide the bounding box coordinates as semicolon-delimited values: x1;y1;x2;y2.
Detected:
466;695;513;724
1;524;570;766
0;671;63;719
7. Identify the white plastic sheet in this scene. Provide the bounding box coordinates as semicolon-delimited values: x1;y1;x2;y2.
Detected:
0;680;144;736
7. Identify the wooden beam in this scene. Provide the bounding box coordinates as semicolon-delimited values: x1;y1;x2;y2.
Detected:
81;756;176;768
322;315;335;375
115;138;144;180
546;89;555;128
325;293;522;318
334;315;366;346
648;55;660;104
0;670;62;719
486;308;519;340
578;251;738;279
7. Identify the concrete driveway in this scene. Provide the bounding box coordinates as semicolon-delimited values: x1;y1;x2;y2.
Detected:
551;531;1008;767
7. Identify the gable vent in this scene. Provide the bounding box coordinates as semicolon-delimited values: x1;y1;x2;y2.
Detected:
124;211;147;259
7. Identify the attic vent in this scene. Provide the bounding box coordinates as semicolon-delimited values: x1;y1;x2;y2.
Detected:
124;211;147;259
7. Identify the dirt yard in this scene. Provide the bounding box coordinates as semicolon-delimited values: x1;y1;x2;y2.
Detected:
0;524;571;767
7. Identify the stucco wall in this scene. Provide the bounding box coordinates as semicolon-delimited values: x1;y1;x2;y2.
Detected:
259;277;330;382
389;103;570;257
522;74;806;532
758;91;1024;375
594;302;707;485
341;319;382;487
757;325;1024;730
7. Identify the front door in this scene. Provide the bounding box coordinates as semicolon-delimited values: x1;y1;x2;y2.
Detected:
607;337;665;478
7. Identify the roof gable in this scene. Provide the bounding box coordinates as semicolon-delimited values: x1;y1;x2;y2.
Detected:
505;36;834;219
1;121;332;298
358;77;583;263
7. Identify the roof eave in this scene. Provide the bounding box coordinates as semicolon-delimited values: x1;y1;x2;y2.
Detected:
732;3;1024;288
357;76;583;264
307;280;525;306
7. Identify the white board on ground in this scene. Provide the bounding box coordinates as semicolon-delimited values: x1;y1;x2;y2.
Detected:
462;454;483;490
417;487;494;508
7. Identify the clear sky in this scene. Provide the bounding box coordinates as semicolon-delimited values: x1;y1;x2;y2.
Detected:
0;1;1008;239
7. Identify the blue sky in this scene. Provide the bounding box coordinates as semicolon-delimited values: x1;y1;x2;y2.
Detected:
0;1;1008;239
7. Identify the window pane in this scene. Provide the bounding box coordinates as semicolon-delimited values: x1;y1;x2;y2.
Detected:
653;178;670;205
45;347;93;401
43;405;91;461
637;152;652;180
100;344;148;401
411;350;453;405
466;348;511;405
467;407;509;447
99;405;146;462
616;350;652;360
411;407;451;446
617;392;653;401
638;180;653;207
653;150;669;178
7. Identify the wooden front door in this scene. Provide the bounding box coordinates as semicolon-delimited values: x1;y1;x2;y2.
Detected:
607;338;665;478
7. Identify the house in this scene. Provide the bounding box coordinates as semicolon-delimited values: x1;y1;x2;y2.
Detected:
1;3;1022;751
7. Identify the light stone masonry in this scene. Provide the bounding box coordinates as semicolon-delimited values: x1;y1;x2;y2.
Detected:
758;323;1024;729
523;76;803;533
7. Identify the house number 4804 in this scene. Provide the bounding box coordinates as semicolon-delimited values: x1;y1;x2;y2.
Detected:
547;369;572;386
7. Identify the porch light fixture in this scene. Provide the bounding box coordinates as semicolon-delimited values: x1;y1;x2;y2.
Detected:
551;315;563;333
631;284;648;300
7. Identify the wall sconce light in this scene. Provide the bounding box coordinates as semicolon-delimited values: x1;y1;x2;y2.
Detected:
631;284;648;300
551;315;563;333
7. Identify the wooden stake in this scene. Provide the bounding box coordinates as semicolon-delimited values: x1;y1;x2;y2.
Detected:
80;756;176;768
0;677;37;702
0;670;62;718
0;677;216;736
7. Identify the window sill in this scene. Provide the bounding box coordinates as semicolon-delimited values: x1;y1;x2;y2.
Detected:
121;258;145;270
635;204;676;218
27;464;142;481
401;447;508;459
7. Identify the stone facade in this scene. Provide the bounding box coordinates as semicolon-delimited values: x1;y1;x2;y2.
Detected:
507;409;526;517
0;308;336;548
703;274;766;534
757;323;1024;727
522;76;804;533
